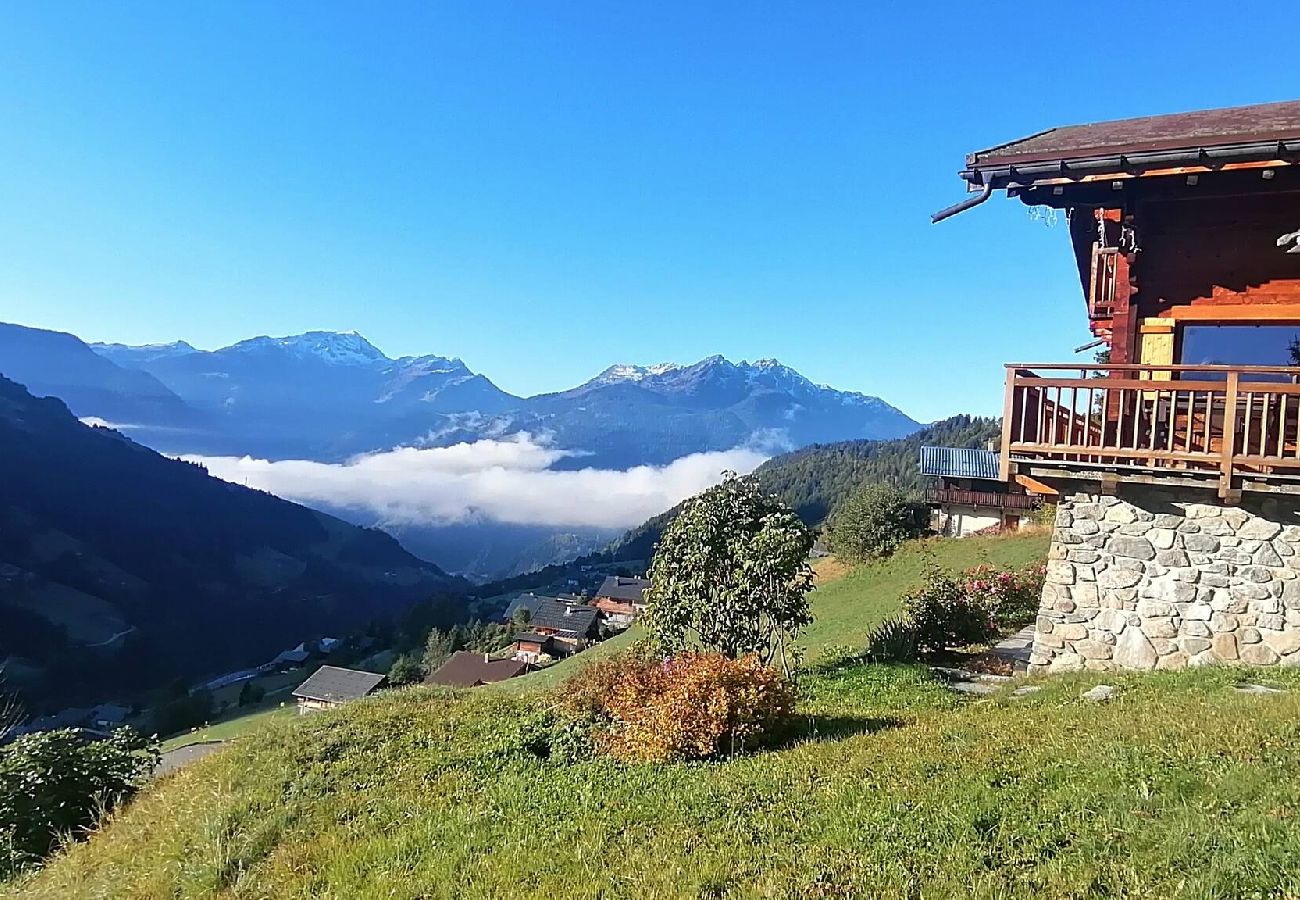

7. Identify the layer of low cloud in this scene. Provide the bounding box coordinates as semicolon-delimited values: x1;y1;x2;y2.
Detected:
183;433;767;529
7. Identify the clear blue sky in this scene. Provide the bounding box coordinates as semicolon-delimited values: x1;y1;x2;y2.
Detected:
0;3;1293;421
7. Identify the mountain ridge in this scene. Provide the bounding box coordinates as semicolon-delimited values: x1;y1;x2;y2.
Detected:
0;373;464;710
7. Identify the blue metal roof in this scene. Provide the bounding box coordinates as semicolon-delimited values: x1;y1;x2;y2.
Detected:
919;446;1001;480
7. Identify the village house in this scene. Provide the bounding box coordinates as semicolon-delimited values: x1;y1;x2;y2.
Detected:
426;651;530;688
509;632;559;664
506;595;600;661
291;665;385;713
938;98;1300;671
920;446;1037;537
592;575;652;627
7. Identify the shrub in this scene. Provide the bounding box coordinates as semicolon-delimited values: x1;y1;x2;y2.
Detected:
864;618;920;663
0;727;158;878
387;653;423;686
962;562;1046;630
901;567;998;653
646;474;814;669
559;651;796;763
826;483;925;562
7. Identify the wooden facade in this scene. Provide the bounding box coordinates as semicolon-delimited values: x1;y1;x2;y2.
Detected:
945;101;1300;499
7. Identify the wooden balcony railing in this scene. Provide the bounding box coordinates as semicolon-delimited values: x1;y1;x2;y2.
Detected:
924;487;1038;510
1002;363;1300;498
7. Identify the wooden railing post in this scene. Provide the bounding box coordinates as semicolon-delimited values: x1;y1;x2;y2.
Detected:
1220;370;1239;501
1000;367;1015;482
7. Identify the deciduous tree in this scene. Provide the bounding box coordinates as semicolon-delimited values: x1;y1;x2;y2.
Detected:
645;474;814;670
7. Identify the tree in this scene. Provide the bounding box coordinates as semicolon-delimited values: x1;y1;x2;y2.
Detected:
423;628;456;673
825;482;924;562
387;653;422;686
644;473;814;670
237;681;265;707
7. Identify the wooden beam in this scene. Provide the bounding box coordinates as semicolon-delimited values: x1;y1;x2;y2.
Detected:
1157;303;1300;322
1014;473;1060;496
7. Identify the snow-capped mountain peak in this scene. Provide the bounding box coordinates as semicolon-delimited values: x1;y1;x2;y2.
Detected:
228;331;390;366
590;362;682;385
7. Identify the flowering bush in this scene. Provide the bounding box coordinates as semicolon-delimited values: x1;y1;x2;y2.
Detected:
560;651;796;763
902;567;999;654
961;562;1047;630
897;561;1046;655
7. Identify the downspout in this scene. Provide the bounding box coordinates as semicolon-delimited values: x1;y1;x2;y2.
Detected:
930;182;994;224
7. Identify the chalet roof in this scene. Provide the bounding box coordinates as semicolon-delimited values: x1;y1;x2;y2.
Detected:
426;651;529;688
503;593;547;621
596;575;650;602
962;99;1300;188
919;446;1000;481
512;631;555;645
292;666;385;703
527;597;599;635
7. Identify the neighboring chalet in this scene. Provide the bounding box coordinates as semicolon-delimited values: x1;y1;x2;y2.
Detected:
427;651;530;688
592;575;652;627
507;595;600;662
291;666;385;714
920;446;1037;536
937;99;1300;671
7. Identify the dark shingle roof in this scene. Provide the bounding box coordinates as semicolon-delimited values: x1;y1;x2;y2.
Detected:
969;100;1300;168
503;593;545;621
426;651;529;688
527;597;598;635
292;666;385;703
512;632;554;645
919;446;1000;480
596;576;650;602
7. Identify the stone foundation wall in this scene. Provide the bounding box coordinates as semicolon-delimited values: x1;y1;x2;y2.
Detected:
1031;489;1300;673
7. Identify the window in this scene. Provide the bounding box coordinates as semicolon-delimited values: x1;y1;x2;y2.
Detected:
1179;324;1300;375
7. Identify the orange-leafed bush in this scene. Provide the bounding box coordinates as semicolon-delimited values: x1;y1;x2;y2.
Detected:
560;651;796;763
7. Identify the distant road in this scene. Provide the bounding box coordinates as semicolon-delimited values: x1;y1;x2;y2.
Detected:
155;740;225;777
87;626;136;648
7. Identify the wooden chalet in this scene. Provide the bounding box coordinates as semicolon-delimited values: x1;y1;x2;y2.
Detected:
937;99;1300;501
426;651;530;688
592;575;651;627
291;665;385;713
920;446;1037;536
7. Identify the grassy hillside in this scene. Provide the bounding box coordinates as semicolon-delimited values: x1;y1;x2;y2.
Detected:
17;658;1300;896
497;529;1049;695
21;530;1300;896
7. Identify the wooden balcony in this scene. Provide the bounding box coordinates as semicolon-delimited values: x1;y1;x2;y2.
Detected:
1001;363;1300;499
924;487;1038;510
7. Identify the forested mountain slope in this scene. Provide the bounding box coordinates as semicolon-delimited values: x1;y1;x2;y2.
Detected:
0;376;462;711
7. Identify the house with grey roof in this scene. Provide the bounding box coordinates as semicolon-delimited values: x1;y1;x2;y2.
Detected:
919;446;1038;537
291;665;386;714
593;575;651;627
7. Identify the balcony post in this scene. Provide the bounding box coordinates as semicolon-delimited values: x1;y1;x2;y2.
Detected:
1219;369;1239;501
1000;367;1015;482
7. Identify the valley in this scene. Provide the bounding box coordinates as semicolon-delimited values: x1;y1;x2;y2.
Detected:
0;322;922;579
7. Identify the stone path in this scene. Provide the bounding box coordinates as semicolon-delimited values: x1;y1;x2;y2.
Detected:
155;740;225;777
990;625;1036;672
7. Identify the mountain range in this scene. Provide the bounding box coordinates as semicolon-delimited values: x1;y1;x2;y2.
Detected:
0;374;461;711
0;322;922;578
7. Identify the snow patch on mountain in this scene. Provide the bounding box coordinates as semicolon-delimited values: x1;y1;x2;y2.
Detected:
227;330;389;366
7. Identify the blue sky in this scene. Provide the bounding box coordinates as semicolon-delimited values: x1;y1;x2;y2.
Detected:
0;3;1293;421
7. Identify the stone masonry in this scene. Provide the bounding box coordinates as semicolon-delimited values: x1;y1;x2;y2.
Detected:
1030;488;1300;673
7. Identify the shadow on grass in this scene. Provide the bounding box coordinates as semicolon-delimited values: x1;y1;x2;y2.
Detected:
782;714;905;746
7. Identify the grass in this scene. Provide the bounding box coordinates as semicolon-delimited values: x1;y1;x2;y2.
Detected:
160;705;295;752
15;660;1300;898
497;529;1050;693
794;529;1049;662
15;530;1122;897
